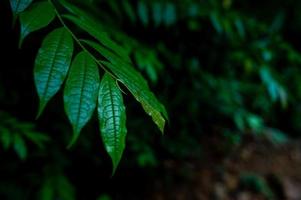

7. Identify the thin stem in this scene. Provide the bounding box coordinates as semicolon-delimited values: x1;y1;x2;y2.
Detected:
48;0;117;79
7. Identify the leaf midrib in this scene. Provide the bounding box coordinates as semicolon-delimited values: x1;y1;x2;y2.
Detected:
108;80;118;160
75;55;87;133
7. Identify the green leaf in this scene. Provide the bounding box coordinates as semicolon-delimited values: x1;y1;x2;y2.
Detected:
39;179;54;200
98;73;127;174
13;134;27;160
19;1;55;47
64;51;100;146
84;40;167;133
0;128;11;150
163;2;176;26
137;1;149;26
152;2;163;27
122;0;136;23
59;0;130;62
56;175;75;200
23;131;50;149
34;27;73;117
9;0;33;15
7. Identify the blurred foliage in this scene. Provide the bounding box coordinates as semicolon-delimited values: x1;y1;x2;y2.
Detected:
1;0;301;199
0;111;49;160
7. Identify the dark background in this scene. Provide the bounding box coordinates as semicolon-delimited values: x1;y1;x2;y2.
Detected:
1;0;301;199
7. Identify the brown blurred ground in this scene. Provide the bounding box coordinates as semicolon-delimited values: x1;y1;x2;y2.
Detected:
148;138;301;200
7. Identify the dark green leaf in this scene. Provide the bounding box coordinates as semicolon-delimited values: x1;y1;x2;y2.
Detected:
64;51;100;146
59;0;130;62
163;2;176;26
122;0;136;23
34;27;73;117
39;179;54;200
98;73;126;174
84;40;167;133
0;128;11;150
56;175;75;200
137;1;149;26
13;134;27;160
152;2;163;27
19;1;55;47
23;131;50;149
9;0;33;15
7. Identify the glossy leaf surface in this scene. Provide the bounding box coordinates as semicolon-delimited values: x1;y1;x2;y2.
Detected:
64;51;100;146
19;1;55;46
34;27;73;117
98;73;126;174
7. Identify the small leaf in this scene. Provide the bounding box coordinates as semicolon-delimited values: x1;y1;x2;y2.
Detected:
13;134;27;160
64;51;100;146
9;0;33;15
152;2;163;27
163;2;176;26
23;131;50;149
84;40;168;133
137;1;149;26
34;27;73;117
98;73;127;174
19;1;55;47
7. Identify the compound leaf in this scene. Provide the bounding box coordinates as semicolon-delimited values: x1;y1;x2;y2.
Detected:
84;40;167;133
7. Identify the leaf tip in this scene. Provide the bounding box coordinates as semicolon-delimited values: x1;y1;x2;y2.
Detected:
110;159;120;177
67;128;81;149
36;101;47;119
18;34;25;49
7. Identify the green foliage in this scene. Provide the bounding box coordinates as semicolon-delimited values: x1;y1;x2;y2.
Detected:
0;111;49;160
9;0;33;15
240;173;276;200
3;0;301;198
98;74;127;174
85;40;167;132
34;27;73;117
39;170;75;200
9;0;168;172
64;51;100;146
19;1;55;46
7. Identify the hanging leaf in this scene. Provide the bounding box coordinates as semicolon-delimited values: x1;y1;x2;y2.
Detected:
59;0;130;62
83;40;167;133
63;14;131;63
64;51;100;146
19;1;55;47
9;0;33;15
34;28;74;117
152;2;163;27
98;73;127;174
163;2;176;26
